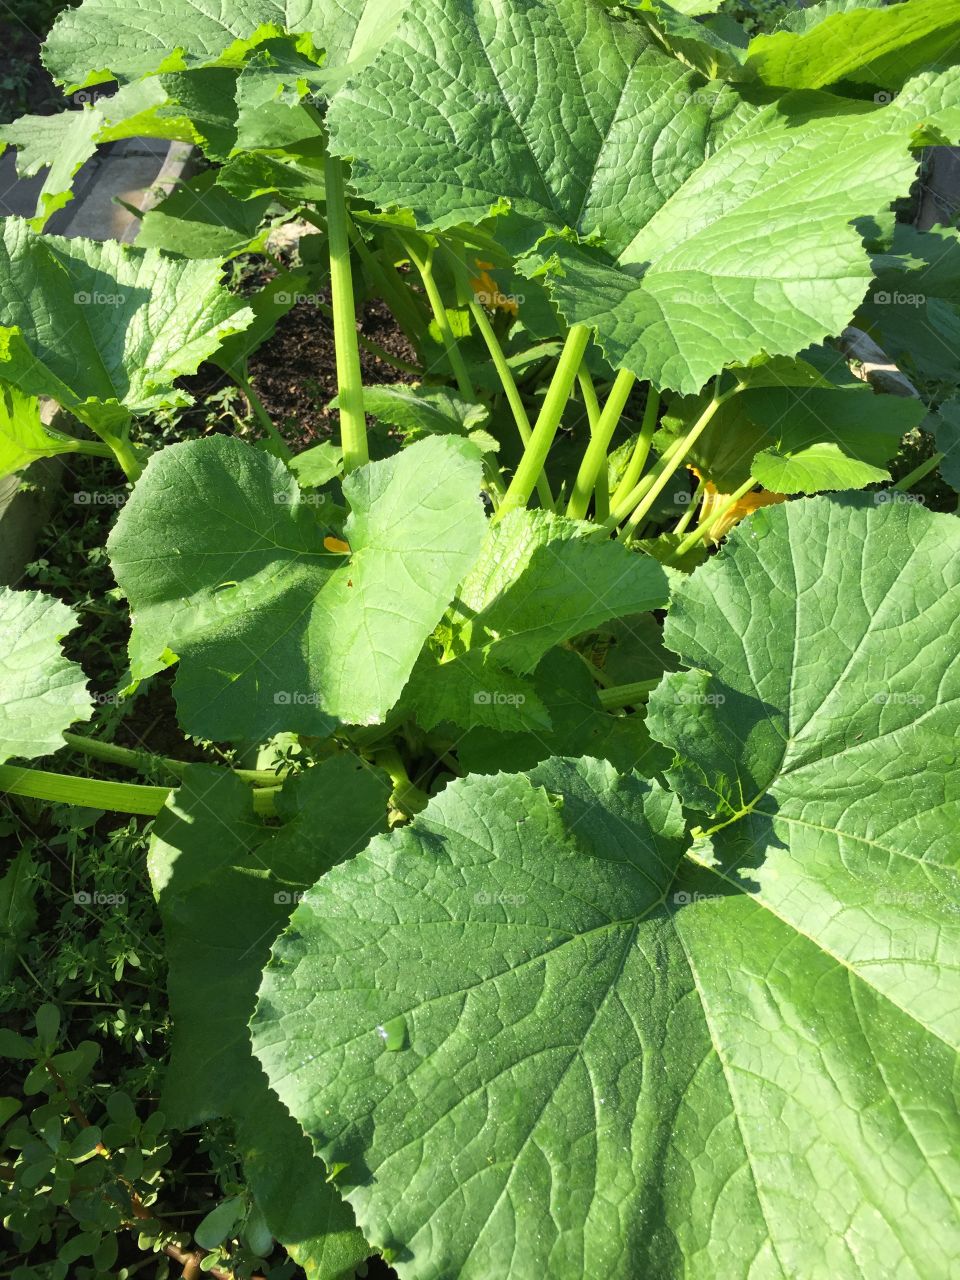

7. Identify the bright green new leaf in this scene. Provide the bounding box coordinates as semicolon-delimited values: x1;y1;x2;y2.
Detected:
0;587;92;763
108;434;486;739
253;497;960;1277
0;219;253;435
217;142;327;202
150;760;388;1275
338;383;492;450
0;81;195;227
0;386;92;479
289;442;343;490
623;0;747;79
329;0;960;391
744;0;960;91
134;170;273;259
351;383;489;437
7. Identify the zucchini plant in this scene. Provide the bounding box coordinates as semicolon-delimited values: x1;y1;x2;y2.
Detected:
1;0;959;1275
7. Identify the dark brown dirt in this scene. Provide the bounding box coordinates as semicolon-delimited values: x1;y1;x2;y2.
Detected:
247;292;420;450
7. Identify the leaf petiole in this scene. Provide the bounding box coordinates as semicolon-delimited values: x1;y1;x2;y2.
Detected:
325;154;369;472
497;324;591;520
567;367;636;520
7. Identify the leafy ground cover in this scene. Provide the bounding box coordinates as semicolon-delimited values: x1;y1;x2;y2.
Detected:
1;0;960;1277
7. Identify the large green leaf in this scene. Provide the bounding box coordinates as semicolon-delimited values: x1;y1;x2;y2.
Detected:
328;0;960;391
108;434;486;739
43;0;411;90
744;0;960;91
252;495;960;1279
647;495;960;854
150;758;390;1276
0;220;253;435
0;587;92;763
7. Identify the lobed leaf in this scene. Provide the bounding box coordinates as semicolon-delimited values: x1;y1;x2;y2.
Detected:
108;434;487;739
252;497;960;1279
329;0;960;391
0;219;253;435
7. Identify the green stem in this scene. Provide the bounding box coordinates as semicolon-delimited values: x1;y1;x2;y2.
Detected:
607;435;685;529
468;299;554;510
672;480;705;535
892;452;943;491
0;764;169;816
597;679;661;710
61;732;279;787
95;429;142;483
372;747;429;817
675;476;756;556
497;324;591;520
617;385;737;537
0;763;281;818
575;367;609;521
567;367;635;521
401;235;475;398
610;388;659;511
236;370;291;459
324;154;368;472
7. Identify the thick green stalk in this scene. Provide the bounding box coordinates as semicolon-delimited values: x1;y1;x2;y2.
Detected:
50;437;114;460
468;299;554;509
325;154;368;472
0;764;279;817
892;452;943;492
597;679;661;710
497;324;591;520
618;386;737;537
575;367;608;521
93;427;141;483
61;732;279;787
610;389;660;511
567;367;636;520
400;236;475;398
0;764;169;816
674;476;756;556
